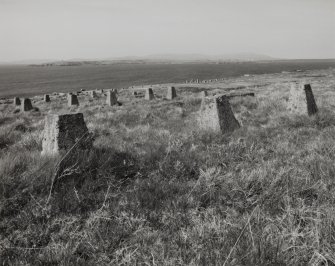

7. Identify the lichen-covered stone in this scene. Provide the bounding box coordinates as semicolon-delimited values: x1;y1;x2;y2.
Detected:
166;86;177;100
198;95;240;133
41;113;92;155
145;88;154;100
106;90;118;106
21;98;33;111
67;94;79;106
287;83;318;116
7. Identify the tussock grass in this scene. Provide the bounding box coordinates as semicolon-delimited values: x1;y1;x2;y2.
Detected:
1;69;335;265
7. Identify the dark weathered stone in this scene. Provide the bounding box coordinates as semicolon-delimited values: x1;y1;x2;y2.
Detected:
145;88;154;100
287;83;318;116
41;113;92;155
166;86;177;100
13;97;21;106
44;94;51;102
21;98;33;111
198;95;240;133
106;90;118;106
67;93;79;106
304;84;318;116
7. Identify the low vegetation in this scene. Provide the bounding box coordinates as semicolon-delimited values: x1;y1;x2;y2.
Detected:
1;69;335;265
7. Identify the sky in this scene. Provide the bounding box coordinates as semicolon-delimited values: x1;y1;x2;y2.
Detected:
0;0;334;61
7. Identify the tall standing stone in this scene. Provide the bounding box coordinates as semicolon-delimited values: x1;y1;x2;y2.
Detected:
106;90;118;106
145;88;154;100
13;97;21;106
41;113;92;156
44;94;51;102
21;98;33;112
198;95;240;133
166;86;177;100
287;83;318;116
67;93;79;107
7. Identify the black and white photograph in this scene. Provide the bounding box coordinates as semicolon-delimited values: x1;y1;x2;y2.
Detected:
0;0;335;264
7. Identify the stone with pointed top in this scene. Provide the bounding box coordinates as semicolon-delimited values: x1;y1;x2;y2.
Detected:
287;83;318;116
198;95;240;133
41;113;92;156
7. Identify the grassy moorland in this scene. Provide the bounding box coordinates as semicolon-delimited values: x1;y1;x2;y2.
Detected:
1;68;335;265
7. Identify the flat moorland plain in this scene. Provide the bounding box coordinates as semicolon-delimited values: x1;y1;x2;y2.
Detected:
1;68;335;265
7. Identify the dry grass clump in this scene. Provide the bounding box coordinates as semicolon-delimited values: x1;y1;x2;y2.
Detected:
1;70;335;265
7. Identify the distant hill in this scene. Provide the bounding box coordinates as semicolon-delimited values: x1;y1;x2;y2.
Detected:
135;53;275;62
0;53;277;66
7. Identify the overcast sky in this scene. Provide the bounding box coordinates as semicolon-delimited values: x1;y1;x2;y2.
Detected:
0;0;334;61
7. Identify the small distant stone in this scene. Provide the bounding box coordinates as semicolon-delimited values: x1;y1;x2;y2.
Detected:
106;90;118;106
145;88;154;100
21;98;33;112
67;93;79;107
13;97;21;106
89;90;97;98
44;94;51;102
199;91;208;98
166;86;177;100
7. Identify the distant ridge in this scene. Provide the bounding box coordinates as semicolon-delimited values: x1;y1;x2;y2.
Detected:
0;53;277;66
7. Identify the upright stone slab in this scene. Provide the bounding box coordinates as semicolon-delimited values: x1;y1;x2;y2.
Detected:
67;93;79;107
106;90;118;106
198;95;240;133
13;97;21;106
89;90;97;98
44;94;51;102
41;113;92;155
166;86;177;100
287;83;318;116
21;98;33;111
145;88;154;100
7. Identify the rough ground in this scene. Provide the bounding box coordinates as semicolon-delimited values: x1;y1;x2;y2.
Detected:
1;68;335;265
